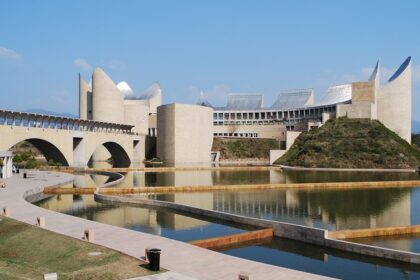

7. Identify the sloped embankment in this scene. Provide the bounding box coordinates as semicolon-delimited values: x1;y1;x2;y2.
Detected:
212;138;279;160
275;117;420;168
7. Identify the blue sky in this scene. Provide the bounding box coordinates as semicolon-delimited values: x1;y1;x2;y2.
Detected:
1;0;419;120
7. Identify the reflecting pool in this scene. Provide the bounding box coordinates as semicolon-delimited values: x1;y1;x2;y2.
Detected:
113;169;420;188
33;169;420;280
34;192;420;280
221;237;420;280
346;234;420;254
34;194;248;242
151;187;420;231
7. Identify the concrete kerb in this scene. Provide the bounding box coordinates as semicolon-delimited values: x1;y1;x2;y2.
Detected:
94;192;420;264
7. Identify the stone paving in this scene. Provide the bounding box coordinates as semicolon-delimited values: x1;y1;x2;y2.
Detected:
0;170;334;280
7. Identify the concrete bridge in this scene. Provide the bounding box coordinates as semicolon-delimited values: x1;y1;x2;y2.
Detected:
0;110;145;167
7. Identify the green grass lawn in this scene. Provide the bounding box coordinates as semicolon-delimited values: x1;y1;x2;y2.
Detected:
0;217;158;280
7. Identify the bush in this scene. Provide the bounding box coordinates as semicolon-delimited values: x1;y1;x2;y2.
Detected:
26;158;39;169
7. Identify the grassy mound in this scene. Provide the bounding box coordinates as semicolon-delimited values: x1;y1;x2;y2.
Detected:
275;117;420;168
212;138;279;160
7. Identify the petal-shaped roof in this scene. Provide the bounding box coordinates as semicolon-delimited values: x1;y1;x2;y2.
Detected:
224;93;263;110
137;82;162;100
369;60;380;81
271;89;314;109
388;56;411;82
117;81;135;98
196;91;213;107
315;84;352;106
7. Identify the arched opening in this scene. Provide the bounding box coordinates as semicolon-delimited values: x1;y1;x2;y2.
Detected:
88;142;131;168
10;139;69;168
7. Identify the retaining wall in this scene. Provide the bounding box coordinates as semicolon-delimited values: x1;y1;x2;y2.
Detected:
94;192;420;264
189;228;273;249
94;193;328;246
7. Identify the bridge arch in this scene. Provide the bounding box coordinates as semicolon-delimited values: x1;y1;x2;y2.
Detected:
87;141;131;168
9;138;70;166
102;141;131;167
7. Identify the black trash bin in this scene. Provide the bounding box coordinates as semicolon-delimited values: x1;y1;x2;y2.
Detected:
23;172;27;179
148;248;161;271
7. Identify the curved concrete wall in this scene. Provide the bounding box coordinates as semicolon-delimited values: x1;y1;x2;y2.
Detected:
157;104;213;164
377;58;412;143
92;68;124;123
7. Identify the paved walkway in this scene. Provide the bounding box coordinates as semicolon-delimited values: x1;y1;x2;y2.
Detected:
0;171;334;280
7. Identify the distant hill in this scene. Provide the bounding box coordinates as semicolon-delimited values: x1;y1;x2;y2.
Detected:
413;134;420;148
275;117;420;169
24;109;78;119
412;120;420;134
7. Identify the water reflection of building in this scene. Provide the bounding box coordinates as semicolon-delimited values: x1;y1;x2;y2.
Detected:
156;171;214;229
211;186;412;235
40;171;413;252
39;172;214;232
120;171;145;188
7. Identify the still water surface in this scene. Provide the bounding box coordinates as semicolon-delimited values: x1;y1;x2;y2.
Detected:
113;169;420;187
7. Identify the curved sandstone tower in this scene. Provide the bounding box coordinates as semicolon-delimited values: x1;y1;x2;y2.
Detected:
79;74;92;120
92;68;124;123
157;104;213;164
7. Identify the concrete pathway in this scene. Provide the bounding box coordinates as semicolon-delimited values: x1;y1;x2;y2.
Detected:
129;271;198;280
0;171;334;280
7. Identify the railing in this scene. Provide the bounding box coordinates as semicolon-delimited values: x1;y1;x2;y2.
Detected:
0;110;135;135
